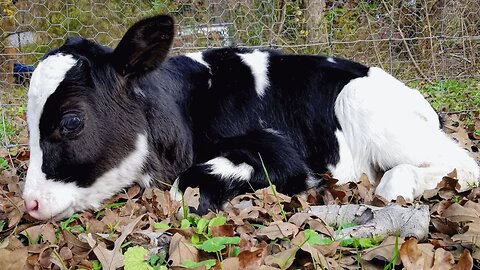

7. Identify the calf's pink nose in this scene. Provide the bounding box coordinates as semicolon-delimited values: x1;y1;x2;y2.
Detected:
25;199;39;212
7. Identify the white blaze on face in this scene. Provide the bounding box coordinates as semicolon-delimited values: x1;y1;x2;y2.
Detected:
27;54;78;177
23;53;150;220
24;53;78;219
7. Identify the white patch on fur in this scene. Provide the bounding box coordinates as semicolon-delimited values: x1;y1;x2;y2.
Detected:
327;130;357;184
186;52;210;69
335;66;480;201
169;178;183;203
26;54;78;184
23;53;78;220
23;133;150;220
205;157;254;181
327;57;337;63
237;50;270;97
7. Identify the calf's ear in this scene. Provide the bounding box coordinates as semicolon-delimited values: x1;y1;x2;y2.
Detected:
112;15;174;77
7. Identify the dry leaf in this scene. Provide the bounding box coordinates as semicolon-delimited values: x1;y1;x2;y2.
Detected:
211;224;234;237
452;222;480;247
20;223;57;244
183;187;200;210
264;247;296;269
238;247;265;269
256;221;298;240
400;238;430;270
169;233;198;267
431;248;455;270
221;257;239;270
79;214;144;270
254;188;291;205
452;249;473;270
0;247;28;270
362;236;404;263
442;203;480;223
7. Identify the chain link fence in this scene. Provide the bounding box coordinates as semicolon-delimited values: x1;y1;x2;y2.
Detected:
1;0;479;175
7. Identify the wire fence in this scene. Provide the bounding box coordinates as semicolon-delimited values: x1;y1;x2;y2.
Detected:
1;0;479;175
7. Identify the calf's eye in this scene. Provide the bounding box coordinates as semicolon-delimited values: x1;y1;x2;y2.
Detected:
61;114;82;133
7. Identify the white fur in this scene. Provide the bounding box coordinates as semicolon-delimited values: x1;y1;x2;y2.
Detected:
237;50;270;97
186;52;210;69
328;130;358;184
327;57;337;64
169;178;183;203
24;53;78;219
26;54;78;189
23;133;150;220
334;67;480;200
205;157;254;181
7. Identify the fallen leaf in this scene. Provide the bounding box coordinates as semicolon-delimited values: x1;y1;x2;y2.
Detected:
264;247;296;269
452;249;473;270
238;247;265;269
442;203;480;223
430;217;458;235
0;247;28;270
4;195;24;228
256;221;298;240
169;233;198;267
431;248;454;270
400;238;429;270
254;187;291;205
20;223;57;244
221;257;239;269
211;224;234;237
452;223;480;244
79;214;144;270
183;187;200;210
288;212;313;227
59;246;73;261
362;236;404;263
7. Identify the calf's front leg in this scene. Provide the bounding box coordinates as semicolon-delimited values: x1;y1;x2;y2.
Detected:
174;129;316;215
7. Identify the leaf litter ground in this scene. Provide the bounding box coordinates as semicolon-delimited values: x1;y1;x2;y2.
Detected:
0;112;479;270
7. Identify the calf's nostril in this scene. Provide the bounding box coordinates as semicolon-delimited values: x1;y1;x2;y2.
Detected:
25;199;39;212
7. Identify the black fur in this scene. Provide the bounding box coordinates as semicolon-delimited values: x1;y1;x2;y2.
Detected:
37;15;369;214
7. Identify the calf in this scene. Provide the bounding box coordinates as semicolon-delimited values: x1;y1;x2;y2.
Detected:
23;15;479;220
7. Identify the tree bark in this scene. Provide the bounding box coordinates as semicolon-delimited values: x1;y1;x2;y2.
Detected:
304;0;327;45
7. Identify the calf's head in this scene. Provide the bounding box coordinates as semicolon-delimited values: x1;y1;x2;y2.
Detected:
23;15;175;220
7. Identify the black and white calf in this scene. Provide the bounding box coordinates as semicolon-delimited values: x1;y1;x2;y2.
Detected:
23;15;479;220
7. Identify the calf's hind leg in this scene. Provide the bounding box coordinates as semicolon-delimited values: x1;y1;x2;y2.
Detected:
375;129;480;201
335;67;479;201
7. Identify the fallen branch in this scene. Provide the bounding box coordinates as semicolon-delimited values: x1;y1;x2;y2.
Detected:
308;204;430;241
